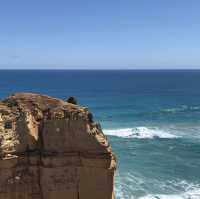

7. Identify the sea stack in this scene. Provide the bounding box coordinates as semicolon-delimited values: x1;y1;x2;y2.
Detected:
0;93;116;199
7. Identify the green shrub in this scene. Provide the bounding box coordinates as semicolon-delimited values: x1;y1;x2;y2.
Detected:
2;98;18;108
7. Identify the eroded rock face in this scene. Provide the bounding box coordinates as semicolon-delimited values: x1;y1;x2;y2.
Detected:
0;93;116;199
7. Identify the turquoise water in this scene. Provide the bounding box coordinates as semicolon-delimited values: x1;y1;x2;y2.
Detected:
0;70;200;198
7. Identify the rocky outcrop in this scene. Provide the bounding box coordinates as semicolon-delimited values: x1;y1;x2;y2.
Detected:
0;93;116;199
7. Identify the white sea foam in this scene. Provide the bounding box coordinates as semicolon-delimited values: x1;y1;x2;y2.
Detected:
115;178;200;199
104;127;178;139
138;187;200;199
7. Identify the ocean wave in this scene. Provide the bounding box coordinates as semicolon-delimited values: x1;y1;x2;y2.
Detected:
115;177;200;199
104;127;179;139
161;105;200;114
138;187;200;199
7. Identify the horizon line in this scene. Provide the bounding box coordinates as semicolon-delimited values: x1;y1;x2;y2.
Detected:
0;68;200;70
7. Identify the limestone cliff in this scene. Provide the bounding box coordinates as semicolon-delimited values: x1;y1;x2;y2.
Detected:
0;93;116;199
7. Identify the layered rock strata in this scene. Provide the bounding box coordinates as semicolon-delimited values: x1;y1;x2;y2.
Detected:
0;93;116;199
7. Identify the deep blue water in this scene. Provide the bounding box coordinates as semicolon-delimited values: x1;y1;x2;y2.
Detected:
0;70;200;199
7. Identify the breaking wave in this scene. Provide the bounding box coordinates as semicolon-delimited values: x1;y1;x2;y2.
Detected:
104;127;179;139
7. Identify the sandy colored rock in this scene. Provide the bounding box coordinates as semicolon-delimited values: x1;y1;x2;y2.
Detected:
0;93;116;199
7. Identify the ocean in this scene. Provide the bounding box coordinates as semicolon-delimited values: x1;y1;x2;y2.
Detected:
0;69;200;199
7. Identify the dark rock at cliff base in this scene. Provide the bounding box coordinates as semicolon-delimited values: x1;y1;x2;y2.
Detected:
0;93;116;199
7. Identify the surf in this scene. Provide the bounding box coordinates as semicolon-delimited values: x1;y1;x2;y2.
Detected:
104;127;179;139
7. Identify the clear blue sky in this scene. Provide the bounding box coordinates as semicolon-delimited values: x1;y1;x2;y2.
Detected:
0;0;200;69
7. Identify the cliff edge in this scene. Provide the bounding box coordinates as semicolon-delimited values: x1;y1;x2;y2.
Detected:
0;93;116;199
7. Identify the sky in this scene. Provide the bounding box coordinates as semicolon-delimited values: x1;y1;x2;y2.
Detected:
0;0;200;69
